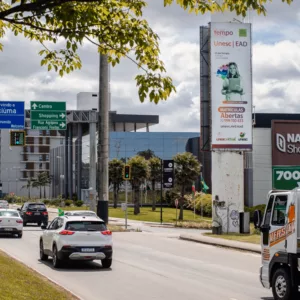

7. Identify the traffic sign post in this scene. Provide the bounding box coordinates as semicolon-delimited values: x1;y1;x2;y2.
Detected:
163;160;174;189
30;101;66;130
272;166;300;190
0;101;25;129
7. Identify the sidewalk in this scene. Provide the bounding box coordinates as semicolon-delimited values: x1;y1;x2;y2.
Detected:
180;232;261;254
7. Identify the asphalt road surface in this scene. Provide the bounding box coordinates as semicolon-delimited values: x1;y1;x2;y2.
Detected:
0;226;272;300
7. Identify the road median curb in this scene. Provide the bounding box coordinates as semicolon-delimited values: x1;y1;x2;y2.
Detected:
179;234;261;254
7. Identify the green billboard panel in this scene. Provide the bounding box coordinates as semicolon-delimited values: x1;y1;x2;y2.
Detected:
30;101;66;130
272;166;300;190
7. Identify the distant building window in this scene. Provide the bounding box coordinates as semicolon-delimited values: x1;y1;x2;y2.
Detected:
39;155;43;161
46;130;50;136
60;139;64;145
39;130;43;136
46;154;49;161
39;163;43;169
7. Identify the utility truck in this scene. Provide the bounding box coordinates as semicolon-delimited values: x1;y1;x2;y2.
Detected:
254;189;300;300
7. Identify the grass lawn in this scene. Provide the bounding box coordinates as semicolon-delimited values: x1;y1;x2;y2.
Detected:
55;206;212;229
109;207;211;224
204;225;260;244
0;250;77;300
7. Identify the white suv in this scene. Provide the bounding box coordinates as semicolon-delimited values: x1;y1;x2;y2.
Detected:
39;215;113;269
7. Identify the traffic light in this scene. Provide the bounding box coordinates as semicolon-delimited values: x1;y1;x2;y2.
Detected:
123;165;131;180
10;131;25;146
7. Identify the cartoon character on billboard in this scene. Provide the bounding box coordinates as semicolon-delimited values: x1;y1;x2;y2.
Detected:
218;62;245;101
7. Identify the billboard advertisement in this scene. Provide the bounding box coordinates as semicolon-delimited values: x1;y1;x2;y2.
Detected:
210;22;252;150
272;120;300;190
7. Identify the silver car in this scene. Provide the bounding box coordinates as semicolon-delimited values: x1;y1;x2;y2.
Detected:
0;200;9;209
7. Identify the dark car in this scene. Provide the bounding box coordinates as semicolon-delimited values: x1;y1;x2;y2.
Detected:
18;202;48;226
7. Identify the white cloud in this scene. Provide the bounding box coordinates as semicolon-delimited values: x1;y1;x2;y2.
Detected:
0;0;299;133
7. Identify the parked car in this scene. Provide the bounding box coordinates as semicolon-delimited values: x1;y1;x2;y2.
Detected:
0;200;9;209
64;210;97;217
39;215;113;269
0;209;23;238
18;202;48;226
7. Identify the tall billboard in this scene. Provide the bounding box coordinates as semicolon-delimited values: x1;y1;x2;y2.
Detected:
272;120;300;190
210;22;252;150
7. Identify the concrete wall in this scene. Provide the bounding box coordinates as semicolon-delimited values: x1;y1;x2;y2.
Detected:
252;128;272;206
211;151;244;233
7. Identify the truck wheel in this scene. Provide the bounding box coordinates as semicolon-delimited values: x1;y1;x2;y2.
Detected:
272;268;294;300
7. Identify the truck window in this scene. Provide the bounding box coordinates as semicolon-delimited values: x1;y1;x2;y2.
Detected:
263;195;274;226
271;195;287;226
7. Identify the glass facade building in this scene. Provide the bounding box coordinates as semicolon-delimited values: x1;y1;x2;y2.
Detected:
109;132;200;160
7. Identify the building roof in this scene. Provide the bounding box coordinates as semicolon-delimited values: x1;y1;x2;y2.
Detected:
254;113;300;128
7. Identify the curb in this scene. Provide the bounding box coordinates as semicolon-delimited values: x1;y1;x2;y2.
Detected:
179;235;261;254
0;249;83;300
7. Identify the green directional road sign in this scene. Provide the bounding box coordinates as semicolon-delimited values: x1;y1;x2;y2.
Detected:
30;101;66;130
272;166;300;190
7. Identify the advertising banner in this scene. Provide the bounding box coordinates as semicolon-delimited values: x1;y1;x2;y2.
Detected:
272;120;300;189
210;22;252;150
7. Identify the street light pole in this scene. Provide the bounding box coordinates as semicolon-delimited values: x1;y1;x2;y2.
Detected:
97;53;110;223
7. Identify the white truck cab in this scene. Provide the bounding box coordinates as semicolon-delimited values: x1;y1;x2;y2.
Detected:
254;188;300;300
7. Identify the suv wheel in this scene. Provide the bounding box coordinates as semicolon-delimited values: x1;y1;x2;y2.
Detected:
17;233;22;238
40;240;48;261
101;258;112;269
52;245;62;268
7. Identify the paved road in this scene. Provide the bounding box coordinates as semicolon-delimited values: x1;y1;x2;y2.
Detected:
0;226;272;300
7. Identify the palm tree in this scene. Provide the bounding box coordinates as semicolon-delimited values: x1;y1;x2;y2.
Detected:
109;159;124;208
128;155;150;215
173;152;201;221
21;178;34;199
32;172;51;199
137;149;156;160
149;157;161;211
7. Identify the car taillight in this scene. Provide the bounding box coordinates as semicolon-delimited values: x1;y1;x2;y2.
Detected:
16;220;23;224
59;230;75;235
101;230;112;235
42;212;48;216
26;212;32;215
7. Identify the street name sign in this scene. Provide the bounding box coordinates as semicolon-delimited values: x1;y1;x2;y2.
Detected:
0;101;25;129
272;166;300;190
30;101;66;130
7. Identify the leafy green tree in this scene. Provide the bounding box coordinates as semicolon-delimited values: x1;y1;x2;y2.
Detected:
0;1;282;103
149;157;161;211
128;155;150;215
21;178;34;199
109;159;124;208
173;152;201;221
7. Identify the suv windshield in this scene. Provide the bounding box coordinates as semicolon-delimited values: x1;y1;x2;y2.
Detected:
65;221;107;231
28;204;46;210
0;211;19;217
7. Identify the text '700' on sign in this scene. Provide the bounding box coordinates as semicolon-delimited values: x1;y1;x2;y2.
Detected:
30;101;66;130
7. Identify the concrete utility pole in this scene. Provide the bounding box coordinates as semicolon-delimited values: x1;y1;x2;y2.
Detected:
97;53;109;223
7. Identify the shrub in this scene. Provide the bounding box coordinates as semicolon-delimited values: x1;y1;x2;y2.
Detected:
65;200;73;207
43;200;50;205
245;204;266;221
75;200;83;207
49;199;61;207
186;192;212;217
